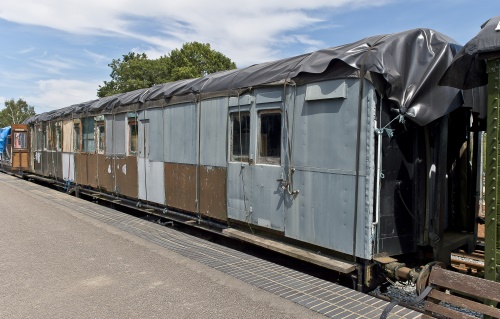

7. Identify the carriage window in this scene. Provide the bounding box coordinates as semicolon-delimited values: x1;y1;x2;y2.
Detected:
128;120;138;155
13;132;27;149
258;111;281;165
42;126;47;150
56;125;62;151
230;112;250;162
96;122;105;154
73;123;81;152
36;125;43;151
82;118;95;153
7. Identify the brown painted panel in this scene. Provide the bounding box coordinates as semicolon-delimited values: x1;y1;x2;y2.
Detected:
75;153;99;188
96;154;114;191
164;162;197;213
200;165;227;221
86;154;98;188
114;156;138;199
12;153;21;169
75;153;87;185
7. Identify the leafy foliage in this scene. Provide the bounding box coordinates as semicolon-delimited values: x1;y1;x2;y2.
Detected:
0;98;36;127
97;42;236;97
167;42;237;81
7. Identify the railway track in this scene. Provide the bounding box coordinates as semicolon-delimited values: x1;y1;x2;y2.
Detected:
451;250;485;274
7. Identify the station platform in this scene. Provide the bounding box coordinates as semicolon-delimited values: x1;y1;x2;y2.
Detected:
0;173;422;319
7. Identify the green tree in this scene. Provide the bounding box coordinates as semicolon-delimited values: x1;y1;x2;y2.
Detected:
0;98;36;127
167;42;237;81
97;52;170;97
97;42;236;97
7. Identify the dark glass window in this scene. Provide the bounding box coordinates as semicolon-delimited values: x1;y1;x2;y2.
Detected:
82;118;95;153
13;132;27;149
56;125;62;151
258;111;281;165
129;121;138;154
97;123;105;153
230;112;250;162
73;124;81;152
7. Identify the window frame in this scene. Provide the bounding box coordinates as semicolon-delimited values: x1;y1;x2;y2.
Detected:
128;118;138;155
257;109;282;166
229;111;251;163
96;121;105;154
73;122;81;153
13;131;27;150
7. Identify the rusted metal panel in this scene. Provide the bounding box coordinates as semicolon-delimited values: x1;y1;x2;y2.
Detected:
164;162;197;213
74;153;98;187
164;103;197;164
200;98;227;167
114;156;138;199
96;154;113;191
200;165;227;221
85;153;98;188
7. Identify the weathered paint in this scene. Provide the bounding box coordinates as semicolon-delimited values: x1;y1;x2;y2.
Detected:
42;151;50;176
147;109;164;162
62;153;74;181
54;152;63;179
164;103;197;164
164;162;197;213
200;165;227;221
75;153;98;187
284;79;375;259
227;87;286;232
62;120;73;153
105;113;126;157
138;157;165;205
114;156;138;199
33;151;43;174
200;98;228;167
96;154;113;191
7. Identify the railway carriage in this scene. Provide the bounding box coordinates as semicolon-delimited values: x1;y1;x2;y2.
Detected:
1;28;486;290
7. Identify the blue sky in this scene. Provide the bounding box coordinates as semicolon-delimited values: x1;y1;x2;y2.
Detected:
0;0;498;114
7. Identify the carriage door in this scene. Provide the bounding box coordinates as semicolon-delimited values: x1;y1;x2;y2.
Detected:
11;124;29;170
227;90;286;232
137;112;165;205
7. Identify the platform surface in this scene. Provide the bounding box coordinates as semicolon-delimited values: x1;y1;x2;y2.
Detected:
0;173;421;319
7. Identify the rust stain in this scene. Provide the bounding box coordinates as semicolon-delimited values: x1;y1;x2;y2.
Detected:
200;165;227;221
164;162;197;213
75;153;98;187
96;154;113;191
114;156;138;198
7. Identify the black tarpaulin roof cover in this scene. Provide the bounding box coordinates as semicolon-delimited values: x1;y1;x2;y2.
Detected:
439;16;500;90
25;28;464;126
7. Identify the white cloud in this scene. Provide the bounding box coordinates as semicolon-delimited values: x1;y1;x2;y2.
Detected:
24;79;99;113
30;56;79;75
84;50;109;64
0;0;392;65
18;47;35;54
